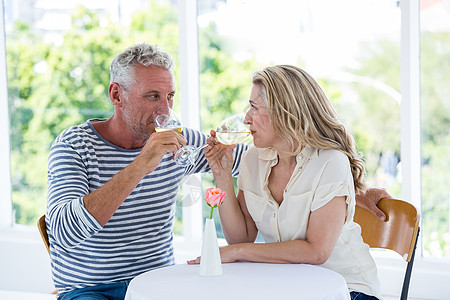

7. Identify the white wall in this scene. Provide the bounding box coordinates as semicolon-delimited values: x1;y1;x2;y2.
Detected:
0;229;201;294
373;252;450;299
0;228;54;293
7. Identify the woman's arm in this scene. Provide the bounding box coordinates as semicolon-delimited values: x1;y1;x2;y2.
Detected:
204;131;257;244
223;196;347;264
189;195;346;265
219;189;259;244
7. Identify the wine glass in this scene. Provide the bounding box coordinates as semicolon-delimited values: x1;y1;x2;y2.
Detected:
152;106;198;166
215;114;251;145
153;106;183;134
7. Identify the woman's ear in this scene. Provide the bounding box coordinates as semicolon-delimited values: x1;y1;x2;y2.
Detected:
109;82;123;106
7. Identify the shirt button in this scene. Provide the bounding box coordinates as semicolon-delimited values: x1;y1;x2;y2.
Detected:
273;213;276;218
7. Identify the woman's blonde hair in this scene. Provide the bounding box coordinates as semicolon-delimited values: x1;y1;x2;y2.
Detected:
252;65;366;193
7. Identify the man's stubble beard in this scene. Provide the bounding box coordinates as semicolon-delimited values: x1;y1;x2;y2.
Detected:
122;94;151;140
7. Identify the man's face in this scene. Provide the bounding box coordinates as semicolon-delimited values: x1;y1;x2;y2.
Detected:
121;64;176;140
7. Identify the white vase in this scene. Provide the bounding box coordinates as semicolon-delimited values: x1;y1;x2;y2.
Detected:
199;218;223;276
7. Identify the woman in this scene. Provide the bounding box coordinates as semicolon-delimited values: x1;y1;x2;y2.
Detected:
189;65;382;300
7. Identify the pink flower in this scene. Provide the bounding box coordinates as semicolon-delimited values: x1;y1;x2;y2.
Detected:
205;188;226;207
205;188;226;219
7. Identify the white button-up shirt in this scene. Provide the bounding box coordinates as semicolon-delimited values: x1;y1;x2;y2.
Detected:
237;146;382;299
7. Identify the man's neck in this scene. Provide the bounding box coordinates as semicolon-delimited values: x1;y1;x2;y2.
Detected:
92;117;147;150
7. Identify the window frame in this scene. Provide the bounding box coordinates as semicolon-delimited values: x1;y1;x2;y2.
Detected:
0;0;13;228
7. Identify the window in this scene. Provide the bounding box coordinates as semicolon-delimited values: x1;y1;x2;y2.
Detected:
3;0;181;227
420;0;450;258
196;0;450;260
198;0;403;238
1;0;449;261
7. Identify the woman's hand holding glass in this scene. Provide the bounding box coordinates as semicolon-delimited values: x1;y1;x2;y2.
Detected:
205;113;251;173
204;130;236;175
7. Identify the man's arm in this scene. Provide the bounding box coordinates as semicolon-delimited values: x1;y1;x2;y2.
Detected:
82;130;185;226
355;187;392;221
47;129;186;249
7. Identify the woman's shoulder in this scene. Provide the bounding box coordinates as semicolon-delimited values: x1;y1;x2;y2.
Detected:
316;149;349;163
311;149;351;173
317;148;346;158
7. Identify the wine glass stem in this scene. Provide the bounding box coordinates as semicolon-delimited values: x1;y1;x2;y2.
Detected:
196;143;209;151
189;143;210;158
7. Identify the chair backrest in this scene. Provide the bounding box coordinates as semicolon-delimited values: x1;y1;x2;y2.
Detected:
354;198;419;261
353;198;420;300
37;215;51;255
37;215;58;295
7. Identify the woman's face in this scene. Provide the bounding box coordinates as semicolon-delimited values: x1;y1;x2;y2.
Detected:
244;84;283;149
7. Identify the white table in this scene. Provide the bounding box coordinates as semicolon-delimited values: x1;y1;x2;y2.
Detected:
125;262;350;300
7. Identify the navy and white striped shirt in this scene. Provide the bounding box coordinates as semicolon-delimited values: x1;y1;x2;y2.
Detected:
46;120;247;294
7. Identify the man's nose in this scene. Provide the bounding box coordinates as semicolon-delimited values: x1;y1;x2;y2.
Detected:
158;98;170;108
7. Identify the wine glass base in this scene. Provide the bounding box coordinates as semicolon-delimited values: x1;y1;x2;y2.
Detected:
174;146;197;166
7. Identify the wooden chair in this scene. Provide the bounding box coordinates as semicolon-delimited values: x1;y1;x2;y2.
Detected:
37;215;57;294
37;215;51;255
353;198;420;300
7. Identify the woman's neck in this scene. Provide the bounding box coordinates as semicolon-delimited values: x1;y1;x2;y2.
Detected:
276;151;297;167
273;141;303;167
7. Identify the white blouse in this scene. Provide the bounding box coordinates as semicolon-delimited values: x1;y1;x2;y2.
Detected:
237;146;382;299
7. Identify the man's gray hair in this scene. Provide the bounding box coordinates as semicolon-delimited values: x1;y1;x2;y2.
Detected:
110;43;175;90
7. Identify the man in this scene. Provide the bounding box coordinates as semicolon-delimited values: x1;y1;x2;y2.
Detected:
46;42;389;299
47;43;247;299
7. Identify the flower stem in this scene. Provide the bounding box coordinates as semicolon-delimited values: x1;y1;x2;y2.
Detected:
209;206;214;219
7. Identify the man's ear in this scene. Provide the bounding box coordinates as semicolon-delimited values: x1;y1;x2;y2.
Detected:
109;82;123;106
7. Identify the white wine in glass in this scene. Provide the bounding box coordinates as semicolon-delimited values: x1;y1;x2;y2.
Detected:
216;114;251;145
155;127;183;134
153;107;183;133
216;131;251;145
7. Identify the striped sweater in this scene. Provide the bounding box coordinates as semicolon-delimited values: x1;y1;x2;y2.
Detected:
46;119;247;294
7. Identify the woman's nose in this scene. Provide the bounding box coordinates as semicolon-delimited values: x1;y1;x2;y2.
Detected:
244;110;252;125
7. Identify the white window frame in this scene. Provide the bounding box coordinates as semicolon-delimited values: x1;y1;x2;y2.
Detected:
177;0;203;243
400;0;422;219
0;0;13;229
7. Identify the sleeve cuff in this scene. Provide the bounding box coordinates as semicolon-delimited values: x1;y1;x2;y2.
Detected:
78;196;102;231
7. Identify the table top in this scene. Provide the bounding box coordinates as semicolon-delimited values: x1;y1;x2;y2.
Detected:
125;262;350;300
